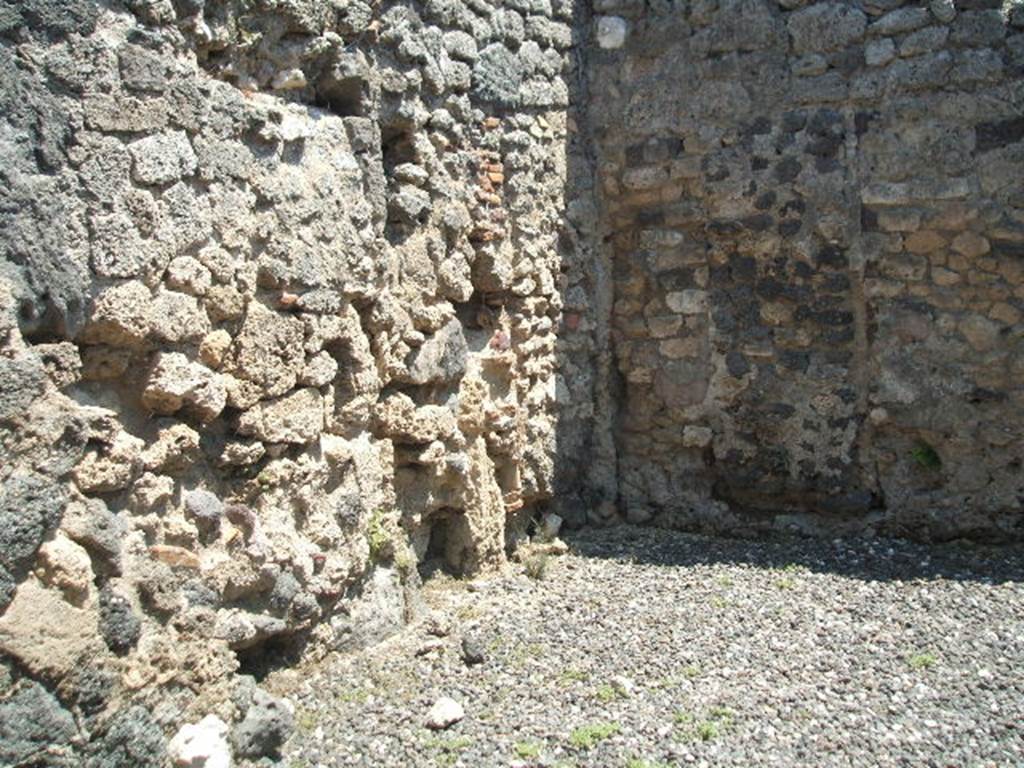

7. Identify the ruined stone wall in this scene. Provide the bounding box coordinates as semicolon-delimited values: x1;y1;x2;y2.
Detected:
587;0;1024;539
0;0;602;762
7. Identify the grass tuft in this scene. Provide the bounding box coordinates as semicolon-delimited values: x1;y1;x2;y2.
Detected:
569;721;620;750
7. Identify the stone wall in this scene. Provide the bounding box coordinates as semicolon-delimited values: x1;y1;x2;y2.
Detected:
2;0;1024;762
588;0;1024;540
0;0;601;762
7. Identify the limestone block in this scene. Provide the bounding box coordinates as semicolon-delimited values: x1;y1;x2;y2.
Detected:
168;715;231;768
199;330;233;369
221;304;306;398
73;429;144;493
236;388;325;444
375;393;458;444
36;534;94;605
142;352;227;422
0;580;104;681
80;282;153;348
665;290;708;314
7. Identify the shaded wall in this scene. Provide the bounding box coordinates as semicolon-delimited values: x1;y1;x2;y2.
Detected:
586;0;1024;538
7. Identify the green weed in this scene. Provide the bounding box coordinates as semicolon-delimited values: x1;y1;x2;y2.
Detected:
569;722;620;749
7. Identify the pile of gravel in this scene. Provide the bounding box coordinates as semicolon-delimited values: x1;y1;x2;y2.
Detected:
268;526;1024;767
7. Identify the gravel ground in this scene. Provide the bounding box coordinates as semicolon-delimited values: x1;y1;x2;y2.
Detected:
269;526;1024;768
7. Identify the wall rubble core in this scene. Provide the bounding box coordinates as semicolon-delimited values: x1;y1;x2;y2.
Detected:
0;0;1021;763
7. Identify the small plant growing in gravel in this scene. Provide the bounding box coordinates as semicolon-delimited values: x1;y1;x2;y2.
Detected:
774;563;806;590
425;733;474;765
775;576;796;590
594;683;627;703
559;668;590;684
675;707;734;742
295;709;318;733
910;442;942;470
908;651;938;670
627;759;673;768
514;741;542;758
569;721;620;749
524;552;550;580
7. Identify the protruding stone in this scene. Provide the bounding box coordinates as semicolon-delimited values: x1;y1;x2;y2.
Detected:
665;290;708;314
80;282;153;348
461;634;487;665
426;697;465;730
236;388;324;444
595;16;628;49
232;689;294;759
128;130;197;185
168;715;232;768
36;535;94;605
789;3;867;53
74;430;144;493
142;353;227;422
951;231;990;258
929;0;956;23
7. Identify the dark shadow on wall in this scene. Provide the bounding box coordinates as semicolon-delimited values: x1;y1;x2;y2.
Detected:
547;0;622;534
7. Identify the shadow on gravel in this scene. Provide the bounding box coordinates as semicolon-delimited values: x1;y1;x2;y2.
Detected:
564;525;1024;585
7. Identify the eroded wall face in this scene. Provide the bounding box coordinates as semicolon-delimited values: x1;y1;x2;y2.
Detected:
588;0;1024;537
0;0;601;757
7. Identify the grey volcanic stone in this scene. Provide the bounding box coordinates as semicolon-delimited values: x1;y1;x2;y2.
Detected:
232;688;295;758
0;473;67;595
184;489;224;525
62;497;124;577
0;0;98;39
98;587;142;653
788;2;867;52
472;44;523;105
0;680;76;767
461;633;487;665
0;356;46;421
403;318;468;385
86;706;166;768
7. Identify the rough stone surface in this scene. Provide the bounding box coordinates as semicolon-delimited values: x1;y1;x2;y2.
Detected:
168;715;232;768
589;0;1023;541
0;0;1021;759
426;696;466;729
0;680;77;768
232;688;295;758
